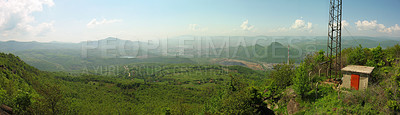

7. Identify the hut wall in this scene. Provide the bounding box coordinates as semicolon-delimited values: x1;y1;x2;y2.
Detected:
359;75;368;90
342;73;351;89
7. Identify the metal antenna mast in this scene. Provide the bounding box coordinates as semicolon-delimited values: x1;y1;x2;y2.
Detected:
327;0;342;78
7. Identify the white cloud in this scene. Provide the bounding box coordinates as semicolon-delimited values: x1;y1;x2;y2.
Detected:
355;20;400;33
188;24;200;31
290;19;313;30
342;20;349;28
332;20;349;29
275;18;313;33
86;18;121;28
0;0;55;37
390;24;400;32
240;19;254;31
355;20;383;31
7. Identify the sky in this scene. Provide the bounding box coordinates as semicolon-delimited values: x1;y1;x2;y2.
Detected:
0;0;399;43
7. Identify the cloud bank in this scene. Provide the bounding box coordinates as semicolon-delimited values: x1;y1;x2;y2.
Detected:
276;18;313;32
355;20;400;33
241;20;254;31
290;19;312;30
0;0;55;37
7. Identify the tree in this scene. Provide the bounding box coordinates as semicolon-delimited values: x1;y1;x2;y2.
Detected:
386;67;400;113
249;87;273;114
37;84;65;115
221;88;252;114
348;44;367;65
221;87;272;114
270;63;295;89
372;45;385;67
230;74;237;91
0;88;7;105
293;62;311;99
263;79;281;101
14;91;32;114
315;50;326;63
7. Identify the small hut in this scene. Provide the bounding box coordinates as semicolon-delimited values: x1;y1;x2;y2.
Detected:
341;65;375;90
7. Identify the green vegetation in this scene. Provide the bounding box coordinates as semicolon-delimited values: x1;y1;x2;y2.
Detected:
1;40;400;114
270;63;295;89
0;52;271;114
347;44;368;65
293;62;312;99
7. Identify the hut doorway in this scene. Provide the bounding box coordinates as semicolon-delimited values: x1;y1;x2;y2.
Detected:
351;74;360;90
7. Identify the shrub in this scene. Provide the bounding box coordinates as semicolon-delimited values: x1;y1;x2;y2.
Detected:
14;91;32;114
347;44;367;65
293;62;311;99
0;88;8;104
270;63;295;89
386;69;400;113
263;79;281;101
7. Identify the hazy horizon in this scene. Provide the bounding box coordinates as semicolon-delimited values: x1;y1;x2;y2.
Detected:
1;35;400;44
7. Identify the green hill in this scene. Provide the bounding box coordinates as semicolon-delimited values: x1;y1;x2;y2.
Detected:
0;53;52;114
0;52;272;114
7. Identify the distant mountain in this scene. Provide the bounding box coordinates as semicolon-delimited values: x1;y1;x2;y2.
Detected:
1;36;397;53
0;36;398;71
227;41;300;63
0;41;80;52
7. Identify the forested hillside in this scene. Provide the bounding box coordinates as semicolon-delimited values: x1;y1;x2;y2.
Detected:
1;43;400;114
0;52;272;114
0;53;65;114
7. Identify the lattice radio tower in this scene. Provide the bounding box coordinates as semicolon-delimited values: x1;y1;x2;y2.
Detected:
327;0;342;78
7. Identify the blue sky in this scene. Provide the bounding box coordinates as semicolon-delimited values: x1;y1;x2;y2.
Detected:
1;0;399;42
